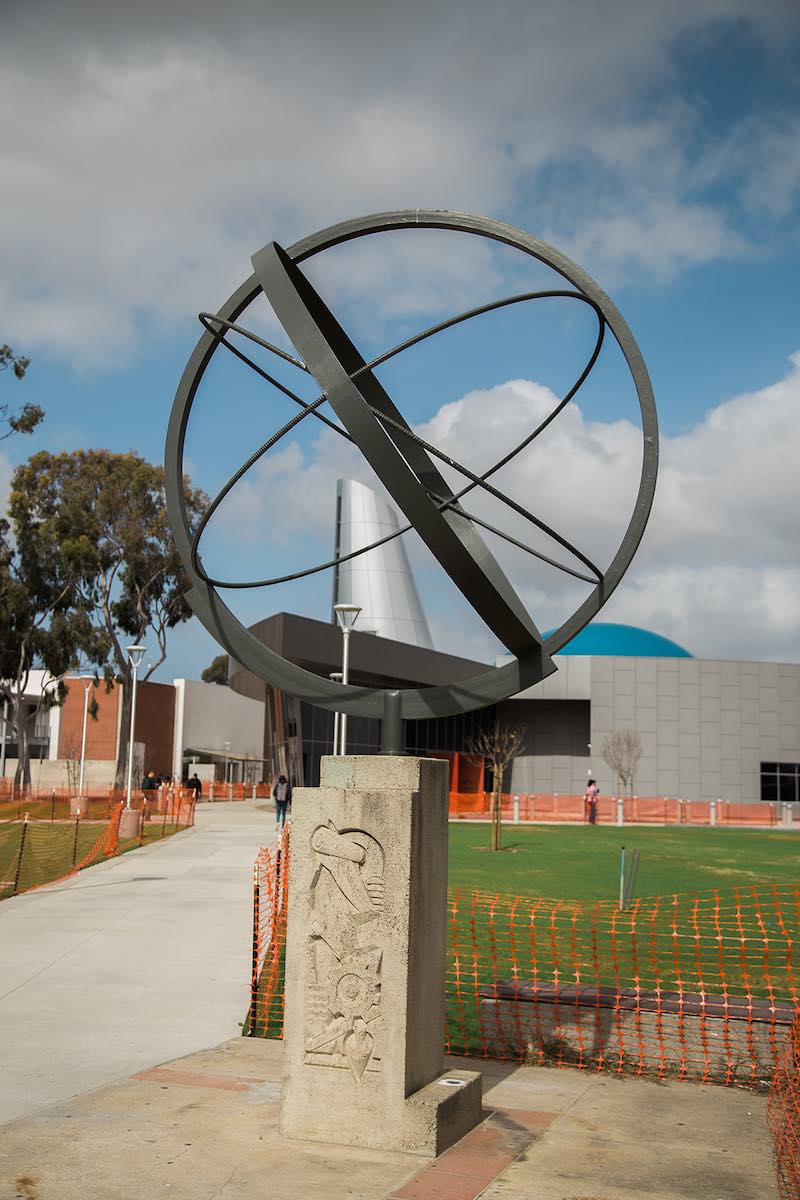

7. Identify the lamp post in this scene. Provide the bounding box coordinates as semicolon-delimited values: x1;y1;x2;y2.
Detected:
224;739;231;781
333;604;360;756
329;672;343;757
125;645;146;810
77;676;95;802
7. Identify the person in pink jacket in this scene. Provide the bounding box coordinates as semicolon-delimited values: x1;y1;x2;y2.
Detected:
585;779;599;825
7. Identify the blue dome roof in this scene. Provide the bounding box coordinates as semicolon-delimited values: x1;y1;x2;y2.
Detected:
548;623;693;658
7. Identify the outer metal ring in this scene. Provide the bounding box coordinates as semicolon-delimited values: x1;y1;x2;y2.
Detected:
164;209;658;720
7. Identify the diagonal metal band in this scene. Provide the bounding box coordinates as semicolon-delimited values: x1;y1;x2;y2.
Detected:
251;240;550;667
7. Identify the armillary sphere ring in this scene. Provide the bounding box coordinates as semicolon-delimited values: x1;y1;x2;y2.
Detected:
164;210;658;722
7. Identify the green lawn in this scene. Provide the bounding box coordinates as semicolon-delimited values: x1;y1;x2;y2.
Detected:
447;822;800;903
444;823;800;1046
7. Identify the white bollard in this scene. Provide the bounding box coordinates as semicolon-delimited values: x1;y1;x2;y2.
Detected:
209;782;214;803
252;782;257;801
616;796;624;826
710;798;718;827
513;794;520;825
228;781;233;802
784;803;793;830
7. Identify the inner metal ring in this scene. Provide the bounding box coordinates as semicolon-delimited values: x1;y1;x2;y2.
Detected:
164;209;658;720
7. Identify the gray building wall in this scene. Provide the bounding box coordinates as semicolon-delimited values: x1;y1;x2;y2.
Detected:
507;655;800;803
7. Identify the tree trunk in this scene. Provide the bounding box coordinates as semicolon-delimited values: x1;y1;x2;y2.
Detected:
115;674;132;792
491;784;502;851
14;712;32;793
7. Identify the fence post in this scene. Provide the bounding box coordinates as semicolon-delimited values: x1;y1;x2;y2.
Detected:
249;866;261;1036
710;798;717;827
71;813;80;868
616;796;624;826
13;813;29;894
513;794;520;825
51;791;55;824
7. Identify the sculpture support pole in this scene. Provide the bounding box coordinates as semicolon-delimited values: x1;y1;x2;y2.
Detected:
280;755;481;1156
380;689;404;755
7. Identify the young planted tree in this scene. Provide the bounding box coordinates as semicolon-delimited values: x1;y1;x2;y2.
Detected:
467;722;525;851
601;729;643;797
10;451;207;790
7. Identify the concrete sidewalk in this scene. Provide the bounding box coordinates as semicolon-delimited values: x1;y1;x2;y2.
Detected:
0;1037;775;1200
0;801;275;1124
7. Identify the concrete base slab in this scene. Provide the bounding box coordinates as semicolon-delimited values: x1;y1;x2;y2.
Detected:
0;1038;774;1200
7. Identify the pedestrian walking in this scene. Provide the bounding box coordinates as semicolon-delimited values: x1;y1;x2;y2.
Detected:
272;774;292;831
585;778;599;825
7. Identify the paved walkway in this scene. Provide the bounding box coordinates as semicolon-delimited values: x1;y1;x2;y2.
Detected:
0;800;275;1124
0;1037;775;1199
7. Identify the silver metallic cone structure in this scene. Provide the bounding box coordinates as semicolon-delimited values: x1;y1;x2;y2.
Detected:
332;479;434;650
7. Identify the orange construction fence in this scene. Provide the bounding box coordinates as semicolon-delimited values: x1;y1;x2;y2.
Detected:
0;785;200;823
0;792;196;900
448;791;796;828
768;1015;800;1200
1;803;123;898
248;833;799;1091
247;826;290;1037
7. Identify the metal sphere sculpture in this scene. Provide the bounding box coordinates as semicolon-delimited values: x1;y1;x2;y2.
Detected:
165;210;658;736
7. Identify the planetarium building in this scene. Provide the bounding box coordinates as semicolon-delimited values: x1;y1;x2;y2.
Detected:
229;480;800;806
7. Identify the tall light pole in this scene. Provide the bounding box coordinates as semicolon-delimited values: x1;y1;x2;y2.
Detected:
77;676;95;799
333;604;360;756
125;645;146;810
224;739;231;783
329;672;343;757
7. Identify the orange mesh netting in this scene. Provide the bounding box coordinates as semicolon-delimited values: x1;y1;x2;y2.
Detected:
249;859;799;1091
768;1016;800;1200
448;792;791;827
248;825;290;1037
0;803;123;897
1;792;196;899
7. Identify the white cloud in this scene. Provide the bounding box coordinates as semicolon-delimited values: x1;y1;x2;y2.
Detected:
209;350;800;663
1;0;797;365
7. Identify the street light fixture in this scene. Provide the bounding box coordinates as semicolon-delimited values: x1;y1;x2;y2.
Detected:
333;604;361;755
329;672;343;757
125;645;146;810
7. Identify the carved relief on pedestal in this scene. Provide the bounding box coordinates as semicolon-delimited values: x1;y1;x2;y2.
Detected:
304;820;385;1081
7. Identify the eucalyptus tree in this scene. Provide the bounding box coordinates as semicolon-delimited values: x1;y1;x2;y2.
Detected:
0;511;100;792
0;341;44;440
11;451;207;789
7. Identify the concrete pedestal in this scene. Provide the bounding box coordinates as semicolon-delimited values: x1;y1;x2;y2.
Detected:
280;755;482;1156
118;807;141;840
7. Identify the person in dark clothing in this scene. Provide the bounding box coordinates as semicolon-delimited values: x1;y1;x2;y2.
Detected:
272;774;292;830
188;773;202;800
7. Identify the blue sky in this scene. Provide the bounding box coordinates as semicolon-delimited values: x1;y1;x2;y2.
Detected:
2;0;799;679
